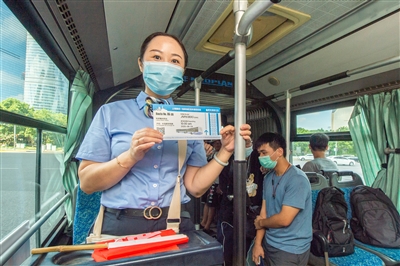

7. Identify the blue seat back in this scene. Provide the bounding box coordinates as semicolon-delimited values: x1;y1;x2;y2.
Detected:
72;186;101;244
327;171;364;188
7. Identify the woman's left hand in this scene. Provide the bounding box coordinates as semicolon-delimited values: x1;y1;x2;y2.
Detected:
220;124;251;153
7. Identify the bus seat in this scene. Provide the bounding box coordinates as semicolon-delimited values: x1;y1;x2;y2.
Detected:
344;186;400;265
310;187;385;266
305;172;329;190
355;241;400;265
306;172;329;215
73;185;101;244
319;169;338;179
327;171;364;188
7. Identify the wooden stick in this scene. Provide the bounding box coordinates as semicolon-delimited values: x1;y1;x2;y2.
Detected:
31;243;108;254
31;234;188;254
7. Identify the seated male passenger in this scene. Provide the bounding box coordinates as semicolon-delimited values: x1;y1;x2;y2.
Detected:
302;133;338;172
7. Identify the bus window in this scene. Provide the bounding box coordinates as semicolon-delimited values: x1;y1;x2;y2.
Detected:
1;1;68;249
0;124;66;247
0;123;37;247
0;1;69;127
39;131;66;243
292;106;364;182
296;107;354;134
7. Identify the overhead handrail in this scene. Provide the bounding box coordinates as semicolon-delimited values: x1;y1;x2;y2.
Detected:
232;1;281;265
0;193;70;265
236;0;280;36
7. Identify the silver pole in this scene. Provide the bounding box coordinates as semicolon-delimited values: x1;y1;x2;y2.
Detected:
237;0;275;36
232;1;279;264
233;2;248;265
14;124;16;150
233;0;248;159
194;77;201;106
194;77;201;230
285;90;291;161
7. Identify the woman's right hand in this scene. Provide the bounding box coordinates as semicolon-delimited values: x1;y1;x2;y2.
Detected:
129;127;163;162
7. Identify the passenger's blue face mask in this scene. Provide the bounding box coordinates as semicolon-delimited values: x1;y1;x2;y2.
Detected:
143;61;184;96
245;146;253;158
258;151;278;169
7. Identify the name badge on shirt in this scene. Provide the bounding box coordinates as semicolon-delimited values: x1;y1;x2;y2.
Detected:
153;104;222;140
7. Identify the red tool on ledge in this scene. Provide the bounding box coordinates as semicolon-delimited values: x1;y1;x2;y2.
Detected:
31;229;189;262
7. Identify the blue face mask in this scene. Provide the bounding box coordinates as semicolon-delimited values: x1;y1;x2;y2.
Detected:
143;61;184;96
258;151;278;169
245;146;253;158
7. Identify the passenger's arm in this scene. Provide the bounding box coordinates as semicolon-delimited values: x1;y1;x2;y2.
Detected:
184;124;251;197
255;205;300;229
252;200;267;264
78;127;163;194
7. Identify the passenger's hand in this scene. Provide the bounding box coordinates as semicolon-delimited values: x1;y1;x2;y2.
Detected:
220;124;251;153
129;128;163;162
204;142;214;157
254;215;264;230
252;243;265;265
260;166;269;175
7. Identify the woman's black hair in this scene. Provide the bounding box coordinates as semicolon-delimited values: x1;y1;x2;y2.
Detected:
139;32;188;68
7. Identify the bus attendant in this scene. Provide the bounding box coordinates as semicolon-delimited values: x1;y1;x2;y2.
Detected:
76;32;252;236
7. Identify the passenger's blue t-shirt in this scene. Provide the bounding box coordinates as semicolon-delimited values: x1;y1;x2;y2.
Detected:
76;91;208;209
262;166;312;254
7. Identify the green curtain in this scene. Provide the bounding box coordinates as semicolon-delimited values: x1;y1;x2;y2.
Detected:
62;70;95;232
349;89;400;211
375;89;400;209
348;95;383;186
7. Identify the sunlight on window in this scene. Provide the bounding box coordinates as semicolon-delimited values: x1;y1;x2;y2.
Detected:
296;106;354;133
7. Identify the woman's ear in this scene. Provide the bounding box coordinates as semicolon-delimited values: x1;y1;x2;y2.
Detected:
138;57;143;72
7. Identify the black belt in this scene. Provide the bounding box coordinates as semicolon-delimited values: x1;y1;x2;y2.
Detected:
105;204;189;220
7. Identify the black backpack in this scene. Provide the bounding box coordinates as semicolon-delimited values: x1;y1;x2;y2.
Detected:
311;187;355;257
350;185;400;247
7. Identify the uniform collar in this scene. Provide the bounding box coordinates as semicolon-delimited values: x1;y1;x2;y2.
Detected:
137;91;174;110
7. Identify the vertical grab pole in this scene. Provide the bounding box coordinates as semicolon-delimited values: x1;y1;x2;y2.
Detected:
193;77;202;229
194;77;201;107
233;1;248;265
233;1;281;265
285;90;291;161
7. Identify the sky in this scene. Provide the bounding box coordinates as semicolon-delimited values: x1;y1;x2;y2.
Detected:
1;1;27;102
297;107;354;131
297;110;332;130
